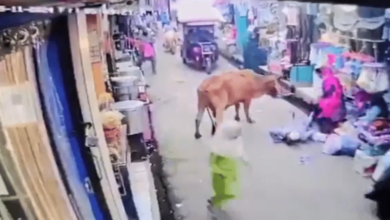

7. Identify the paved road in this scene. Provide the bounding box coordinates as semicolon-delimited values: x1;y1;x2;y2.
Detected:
144;42;376;220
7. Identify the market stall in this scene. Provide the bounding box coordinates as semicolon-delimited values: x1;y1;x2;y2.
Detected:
287;5;390;184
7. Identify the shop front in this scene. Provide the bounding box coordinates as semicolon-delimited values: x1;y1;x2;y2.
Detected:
0;13;93;220
68;8;160;220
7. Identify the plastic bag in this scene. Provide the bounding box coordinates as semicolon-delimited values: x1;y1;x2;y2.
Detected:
356;68;389;93
372;151;390;181
323;134;342;154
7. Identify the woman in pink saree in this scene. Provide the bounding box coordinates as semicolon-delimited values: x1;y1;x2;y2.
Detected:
311;67;346;133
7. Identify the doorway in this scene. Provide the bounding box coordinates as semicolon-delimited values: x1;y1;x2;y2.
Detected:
32;17;110;220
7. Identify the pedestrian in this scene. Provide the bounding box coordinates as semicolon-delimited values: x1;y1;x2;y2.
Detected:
138;31;156;74
208;120;249;217
160;11;170;28
242;27;267;74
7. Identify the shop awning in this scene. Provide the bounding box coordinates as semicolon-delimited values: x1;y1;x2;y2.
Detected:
177;0;225;23
0;0;135;7
279;0;390;8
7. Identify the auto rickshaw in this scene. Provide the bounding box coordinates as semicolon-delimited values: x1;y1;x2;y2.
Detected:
180;21;219;74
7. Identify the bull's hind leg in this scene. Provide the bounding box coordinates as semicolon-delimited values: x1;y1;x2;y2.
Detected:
195;105;206;139
244;99;255;123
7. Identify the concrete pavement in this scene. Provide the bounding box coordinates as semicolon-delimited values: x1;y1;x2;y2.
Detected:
144;42;376;220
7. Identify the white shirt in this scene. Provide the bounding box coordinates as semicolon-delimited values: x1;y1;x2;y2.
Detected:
283;7;299;26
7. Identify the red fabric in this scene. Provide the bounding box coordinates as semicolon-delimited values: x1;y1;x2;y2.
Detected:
327;54;336;66
342;52;374;62
231;27;237;39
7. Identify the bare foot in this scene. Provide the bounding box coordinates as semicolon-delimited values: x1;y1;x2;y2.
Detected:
247;118;255;123
194;132;202;139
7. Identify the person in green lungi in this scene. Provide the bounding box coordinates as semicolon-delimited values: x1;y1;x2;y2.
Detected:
208;120;249;217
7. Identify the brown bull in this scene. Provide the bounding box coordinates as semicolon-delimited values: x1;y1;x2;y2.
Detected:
194;70;294;139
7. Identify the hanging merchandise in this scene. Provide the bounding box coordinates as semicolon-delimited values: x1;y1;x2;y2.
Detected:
234;6;248;50
0;21;78;220
333;6;384;32
283;4;299;27
382;9;390;41
309;42;347;68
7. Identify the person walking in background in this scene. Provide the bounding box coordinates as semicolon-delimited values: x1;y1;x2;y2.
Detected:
138;31;157;74
243;27;268;74
208;120;249;218
160;11;170;28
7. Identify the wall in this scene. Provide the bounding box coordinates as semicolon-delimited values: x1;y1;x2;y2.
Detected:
86;14;106;97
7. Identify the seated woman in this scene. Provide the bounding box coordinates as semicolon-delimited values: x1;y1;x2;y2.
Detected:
243;28;268;74
355;90;389;125
309;67;346;133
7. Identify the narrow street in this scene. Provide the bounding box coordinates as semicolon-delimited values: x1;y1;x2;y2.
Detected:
144;40;376;220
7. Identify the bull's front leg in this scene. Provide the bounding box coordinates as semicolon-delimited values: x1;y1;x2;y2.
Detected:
234;103;240;121
243;99;255;123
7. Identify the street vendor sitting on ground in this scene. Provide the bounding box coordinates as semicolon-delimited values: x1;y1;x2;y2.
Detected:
309;67;346;133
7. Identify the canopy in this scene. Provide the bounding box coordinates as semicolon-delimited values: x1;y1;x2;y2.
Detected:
176;0;225;23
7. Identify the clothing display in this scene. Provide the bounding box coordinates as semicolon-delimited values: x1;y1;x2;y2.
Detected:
357;7;385;18
309;43;347;68
357;28;383;41
287;40;299;64
306;3;319;16
307;15;320;43
382;18;390;41
283;6;299;26
286;25;298;39
298;6;311;60
333;6;385;32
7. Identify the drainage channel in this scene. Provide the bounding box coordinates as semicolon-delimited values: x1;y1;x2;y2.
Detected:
146;106;179;220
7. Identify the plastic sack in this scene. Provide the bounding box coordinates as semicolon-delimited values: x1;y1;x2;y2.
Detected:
323;134;342;154
356;66;389;93
372;151;390;181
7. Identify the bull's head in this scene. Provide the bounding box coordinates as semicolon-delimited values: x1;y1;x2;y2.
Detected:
264;75;296;98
